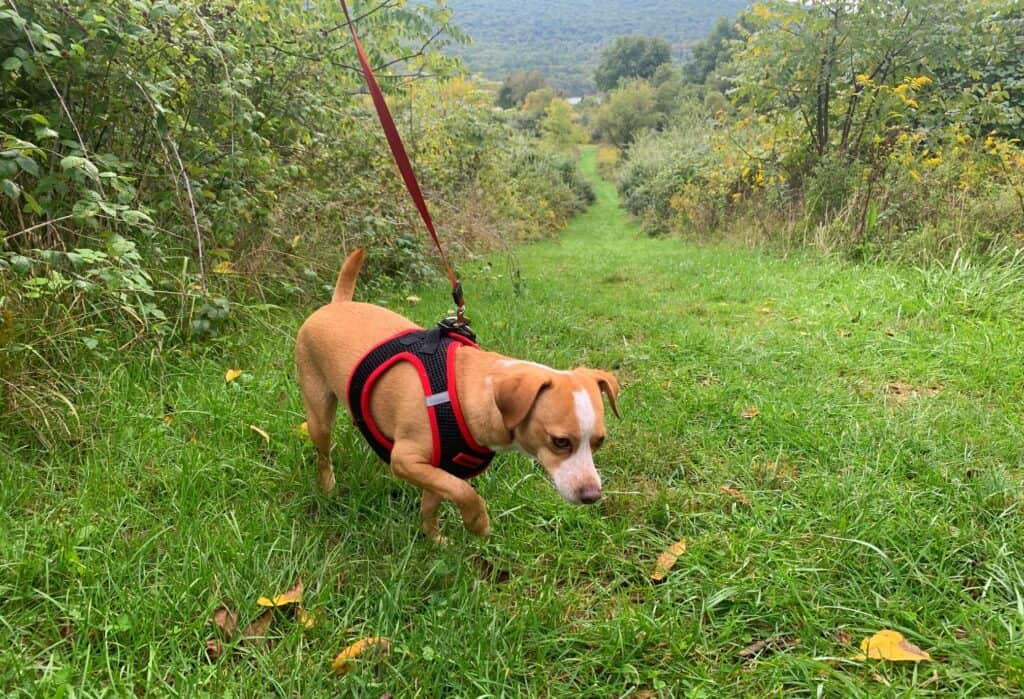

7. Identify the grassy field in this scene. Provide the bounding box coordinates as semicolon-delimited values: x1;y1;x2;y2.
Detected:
3;148;1024;697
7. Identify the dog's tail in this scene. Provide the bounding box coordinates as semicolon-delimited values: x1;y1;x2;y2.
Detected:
332;248;365;304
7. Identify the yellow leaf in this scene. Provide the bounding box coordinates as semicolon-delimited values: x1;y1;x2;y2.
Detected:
651;539;686;582
296;607;315;629
741;406;760;419
225;368;243;383
331;636;391;675
295;421;311;441
249;424;270;444
405;295;422;304
855;630;932;662
257;579;304;608
213;260;235;275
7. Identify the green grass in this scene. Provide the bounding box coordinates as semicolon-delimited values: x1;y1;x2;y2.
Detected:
3;147;1024;697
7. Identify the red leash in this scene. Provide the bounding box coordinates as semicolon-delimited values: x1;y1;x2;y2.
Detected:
338;0;467;325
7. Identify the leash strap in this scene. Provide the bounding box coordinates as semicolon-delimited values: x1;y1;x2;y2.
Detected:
338;0;466;318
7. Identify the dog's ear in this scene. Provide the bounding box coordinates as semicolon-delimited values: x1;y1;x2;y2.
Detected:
493;369;551;431
579;369;621;419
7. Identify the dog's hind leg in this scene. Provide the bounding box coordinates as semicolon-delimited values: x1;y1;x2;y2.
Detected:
299;376;338;492
420;489;446;543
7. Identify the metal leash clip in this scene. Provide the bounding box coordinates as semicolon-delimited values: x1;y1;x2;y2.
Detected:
437;281;477;342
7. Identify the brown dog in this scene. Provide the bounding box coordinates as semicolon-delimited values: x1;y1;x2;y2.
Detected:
295;249;620;540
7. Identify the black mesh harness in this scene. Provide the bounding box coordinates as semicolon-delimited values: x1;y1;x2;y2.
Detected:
346;327;495;480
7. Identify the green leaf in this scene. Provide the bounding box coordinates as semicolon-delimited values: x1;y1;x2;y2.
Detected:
22;190;43;215
15;155;39;177
1;56;21;71
2;178;20;201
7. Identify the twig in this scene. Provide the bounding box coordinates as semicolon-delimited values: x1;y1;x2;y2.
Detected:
131;79;208;294
3;215;76;242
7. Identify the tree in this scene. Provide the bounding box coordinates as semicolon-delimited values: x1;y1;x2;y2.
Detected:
541;99;587;147
514;87;559;134
594;79;665;146
496;70;548;108
682;16;741;86
594;35;672;92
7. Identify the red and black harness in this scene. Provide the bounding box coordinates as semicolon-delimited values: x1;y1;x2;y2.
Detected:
346;326;495;480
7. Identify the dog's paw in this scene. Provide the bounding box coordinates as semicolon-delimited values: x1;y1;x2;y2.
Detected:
464;511;491;538
318;467;336;493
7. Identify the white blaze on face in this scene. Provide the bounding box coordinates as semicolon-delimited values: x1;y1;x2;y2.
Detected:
551;389;602;503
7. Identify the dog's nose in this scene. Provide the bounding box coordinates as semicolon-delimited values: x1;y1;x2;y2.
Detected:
577;486;602;504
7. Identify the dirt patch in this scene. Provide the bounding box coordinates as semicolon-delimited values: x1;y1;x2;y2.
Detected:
884;381;943;404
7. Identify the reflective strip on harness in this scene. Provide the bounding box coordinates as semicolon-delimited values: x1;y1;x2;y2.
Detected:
425;391;451;407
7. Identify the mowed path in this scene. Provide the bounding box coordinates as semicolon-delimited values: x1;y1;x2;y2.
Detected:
2;147;1022;695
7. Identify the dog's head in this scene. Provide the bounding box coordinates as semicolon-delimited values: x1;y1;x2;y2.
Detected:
491;362;620;504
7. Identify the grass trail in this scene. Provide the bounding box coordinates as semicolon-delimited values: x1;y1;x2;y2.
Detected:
2;147;1023;696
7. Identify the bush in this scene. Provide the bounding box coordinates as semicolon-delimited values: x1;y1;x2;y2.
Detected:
0;1;591;447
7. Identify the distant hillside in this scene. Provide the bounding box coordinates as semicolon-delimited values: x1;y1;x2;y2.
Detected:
445;0;748;95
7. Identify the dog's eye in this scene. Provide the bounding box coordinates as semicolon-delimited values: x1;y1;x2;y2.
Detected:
550;436;572;451
593;436;605;450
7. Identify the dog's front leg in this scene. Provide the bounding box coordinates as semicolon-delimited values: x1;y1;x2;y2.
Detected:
390;443;490;538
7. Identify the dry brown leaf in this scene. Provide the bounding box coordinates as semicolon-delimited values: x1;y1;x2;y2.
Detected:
241;608;274;639
225;368;243;383
720;485;751;505
331;637;391;676
249;424;270;445
212;606;239;640
739;635;799;660
630;691;659;699
651;539;686;582
740;406;760;419
205;639;225;660
855;629;932;662
257;578;304;608
835;629;853;646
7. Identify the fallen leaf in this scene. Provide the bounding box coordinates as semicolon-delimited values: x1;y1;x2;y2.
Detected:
739;635;799;660
739;639;769;658
295;421;310;441
296;607;315;629
331;636;391;676
835;629;852;646
213;260;235;274
740;406;759;419
249;424;270;444
720;485;751;505
225;368;243;383
758;306;771;314
630;691;658;699
205;639;224;660
405;295;421;304
163;414;174;425
855;629;932;662
257;578;304;608
212;606;239;640
651;538;686;582
241;608;274;639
